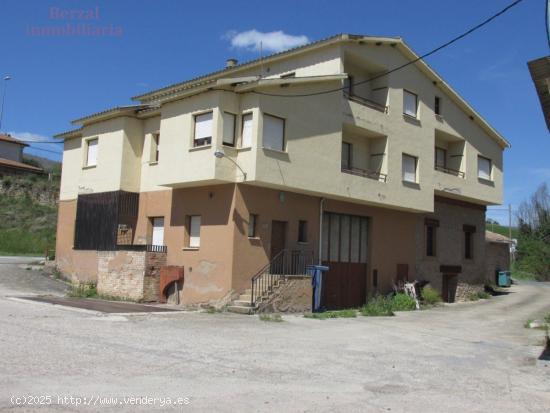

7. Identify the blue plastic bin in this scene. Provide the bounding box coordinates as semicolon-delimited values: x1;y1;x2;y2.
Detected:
498;270;511;287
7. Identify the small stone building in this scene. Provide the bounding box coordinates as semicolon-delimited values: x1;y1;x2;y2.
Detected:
485;230;511;285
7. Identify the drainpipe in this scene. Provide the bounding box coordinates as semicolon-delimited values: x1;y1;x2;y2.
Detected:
318;197;325;265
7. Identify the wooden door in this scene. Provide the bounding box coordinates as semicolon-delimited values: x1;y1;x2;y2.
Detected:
442;273;458;303
271;221;287;258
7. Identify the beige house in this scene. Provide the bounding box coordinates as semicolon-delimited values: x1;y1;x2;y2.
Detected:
55;34;509;310
0;133;43;174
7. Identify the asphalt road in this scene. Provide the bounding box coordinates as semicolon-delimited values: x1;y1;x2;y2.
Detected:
0;258;549;412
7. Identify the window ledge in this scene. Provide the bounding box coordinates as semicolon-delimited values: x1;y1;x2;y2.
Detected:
297;241;309;245
435;114;444;122
402;180;420;189
262;147;287;154
189;145;211;152
478;177;494;186
236;146;252;152
82;165;97;170
182;247;199;251
148;161;159;166
248;236;261;240
403;113;421;126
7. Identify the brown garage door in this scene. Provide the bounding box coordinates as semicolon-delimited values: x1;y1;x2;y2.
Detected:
321;212;368;309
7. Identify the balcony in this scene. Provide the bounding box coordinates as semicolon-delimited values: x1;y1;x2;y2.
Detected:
341;166;387;182
344;91;387;113
434;165;465;179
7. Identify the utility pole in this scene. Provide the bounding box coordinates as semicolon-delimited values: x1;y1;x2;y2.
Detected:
508;203;513;263
0;75;12;132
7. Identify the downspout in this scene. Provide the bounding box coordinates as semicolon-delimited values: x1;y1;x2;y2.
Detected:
318;197;325;265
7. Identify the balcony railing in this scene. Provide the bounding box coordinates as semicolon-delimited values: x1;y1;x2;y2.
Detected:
342;166;387;183
344;92;388;113
435;165;465;178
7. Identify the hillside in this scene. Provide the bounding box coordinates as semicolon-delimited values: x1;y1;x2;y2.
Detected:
486;223;519;239
0;174;59;255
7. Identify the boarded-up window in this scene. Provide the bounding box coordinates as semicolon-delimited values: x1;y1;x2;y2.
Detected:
223;112;236;146
322;212;368;264
402;154;417;183
263;114;285;151
241;113;253;148
194;112;213;147
404;90;418;117
478;156;492;180
86;138;98;167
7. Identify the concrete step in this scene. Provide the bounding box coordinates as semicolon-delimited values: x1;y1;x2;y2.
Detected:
227;305;255;315
239;294;252;302
233;300;253;307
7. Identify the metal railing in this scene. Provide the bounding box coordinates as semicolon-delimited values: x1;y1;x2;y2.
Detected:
250;249;314;308
434;165;465;178
116;244;168;253
344;92;388;113
342;166;388;183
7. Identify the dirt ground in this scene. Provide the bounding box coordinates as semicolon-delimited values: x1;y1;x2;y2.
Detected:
1;257;549;412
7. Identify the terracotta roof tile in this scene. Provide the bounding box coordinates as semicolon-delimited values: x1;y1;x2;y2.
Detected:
0;157;43;172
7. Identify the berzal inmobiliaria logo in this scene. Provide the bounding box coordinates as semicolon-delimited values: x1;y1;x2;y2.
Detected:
26;6;123;37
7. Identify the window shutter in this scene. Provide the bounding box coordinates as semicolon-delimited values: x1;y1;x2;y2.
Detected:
404;91;417;117
222;113;236;146
87;139;98;166
194;112;213;141
242;113;253;147
263;114;284;151
478;157;491;180
189;216;201;248
403;155;417;182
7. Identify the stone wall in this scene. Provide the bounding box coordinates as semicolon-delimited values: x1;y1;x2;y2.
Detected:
257;276;312;313
486;242;510;285
415;199;487;300
455;283;485;302
97;250;166;302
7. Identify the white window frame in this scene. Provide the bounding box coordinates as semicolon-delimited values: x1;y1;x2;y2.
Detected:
262;113;285;151
193;111;213;147
222;112;236;147
151;217;165;246
151;132;160;163
477;156;492;180
241;112;253;148
402;153;418;183
188;215;201;248
403;90;418;118
85;138;98;167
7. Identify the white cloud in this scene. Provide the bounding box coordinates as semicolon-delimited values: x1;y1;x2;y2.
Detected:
224;30;309;53
8;131;54;142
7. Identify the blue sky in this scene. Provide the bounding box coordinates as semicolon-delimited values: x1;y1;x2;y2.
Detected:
0;0;548;221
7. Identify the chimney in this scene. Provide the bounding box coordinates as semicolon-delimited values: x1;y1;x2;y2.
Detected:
226;58;238;68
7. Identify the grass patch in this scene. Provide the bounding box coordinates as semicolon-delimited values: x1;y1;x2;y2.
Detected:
468;291;491;301
304;309;357;319
359;293;418;317
511;261;538;281
259;313;283;322
545;313;550;324
525;319;534;328
0;192;57;255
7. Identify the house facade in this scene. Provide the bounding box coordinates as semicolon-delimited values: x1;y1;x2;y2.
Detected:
0;133;43;174
55;34;509;308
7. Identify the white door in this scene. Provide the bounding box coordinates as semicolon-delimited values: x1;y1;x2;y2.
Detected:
152;217;164;246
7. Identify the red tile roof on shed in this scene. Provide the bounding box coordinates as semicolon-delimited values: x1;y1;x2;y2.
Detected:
0;157;43;172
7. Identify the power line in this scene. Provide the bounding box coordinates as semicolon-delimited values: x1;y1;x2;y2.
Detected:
24;146;62;155
17;140;63;144
243;0;525;98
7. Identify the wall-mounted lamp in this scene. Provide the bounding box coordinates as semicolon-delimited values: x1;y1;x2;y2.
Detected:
214;148;247;181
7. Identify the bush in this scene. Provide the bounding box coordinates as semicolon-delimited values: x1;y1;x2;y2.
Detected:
391;293;417;311
360;295;394;316
68;283;97;298
421;287;442;305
